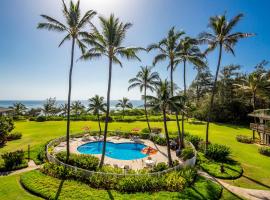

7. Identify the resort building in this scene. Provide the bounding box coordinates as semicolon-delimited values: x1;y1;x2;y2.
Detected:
249;109;270;146
0;107;13;116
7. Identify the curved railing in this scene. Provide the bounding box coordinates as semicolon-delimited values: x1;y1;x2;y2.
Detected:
46;131;197;178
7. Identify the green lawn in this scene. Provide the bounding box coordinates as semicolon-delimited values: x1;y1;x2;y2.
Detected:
0;120;269;193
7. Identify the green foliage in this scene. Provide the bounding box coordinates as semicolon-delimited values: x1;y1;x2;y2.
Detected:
151;135;167;145
164;171;186;191
1;150;25;170
181;147;195;161
236;135;253;144
0;117;14;146
178;167;197;186
140;132;149;139
6;132;22;141
56;152;99;171
140;127;149;133
151;162;168;172
185;134;203;149
258;147;270;157
36;116;46;122
205;144;231;162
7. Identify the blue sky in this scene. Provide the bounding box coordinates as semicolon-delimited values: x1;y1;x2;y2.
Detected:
0;0;269;100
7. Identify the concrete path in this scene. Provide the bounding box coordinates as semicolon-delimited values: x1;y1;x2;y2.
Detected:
0;160;40;176
198;171;270;200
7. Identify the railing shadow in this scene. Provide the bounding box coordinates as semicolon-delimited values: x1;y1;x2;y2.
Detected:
242;175;270;190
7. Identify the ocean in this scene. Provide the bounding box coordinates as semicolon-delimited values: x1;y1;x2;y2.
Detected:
0;100;144;109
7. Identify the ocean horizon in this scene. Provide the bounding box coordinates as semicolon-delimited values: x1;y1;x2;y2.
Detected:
0;100;144;109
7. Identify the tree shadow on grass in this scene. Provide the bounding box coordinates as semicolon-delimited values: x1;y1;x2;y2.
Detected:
55;179;65;200
106;190;115;200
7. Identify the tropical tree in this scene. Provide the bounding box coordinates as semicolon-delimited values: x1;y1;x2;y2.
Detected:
71;101;85;119
88;95;106;135
42;97;57;117
60;103;68;117
146;80;185;166
116;97;133;118
147;27;184;149
12;103;27;116
37;0;96;160
128;66;160;132
199;13;253;150
81;14;142;167
176;37;206;147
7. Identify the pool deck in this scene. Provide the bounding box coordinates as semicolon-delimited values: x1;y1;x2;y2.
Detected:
54;136;181;170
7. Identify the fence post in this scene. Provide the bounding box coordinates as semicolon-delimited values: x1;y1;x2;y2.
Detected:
28;144;30;162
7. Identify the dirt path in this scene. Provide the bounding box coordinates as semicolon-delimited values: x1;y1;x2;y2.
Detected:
198;170;270;200
0;160;40;176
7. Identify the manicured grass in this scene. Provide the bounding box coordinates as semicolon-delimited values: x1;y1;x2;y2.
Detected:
0;120;270;190
20;170;222;200
0;174;41;200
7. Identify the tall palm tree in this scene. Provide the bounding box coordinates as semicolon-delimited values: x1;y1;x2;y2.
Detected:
116;97;133;118
37;0;96;160
146;80;185;167
199;13;253;150
71;101;85;119
128;66;160;132
81;14;142;167
176;37;206;148
147;27;184;149
88;95;106;135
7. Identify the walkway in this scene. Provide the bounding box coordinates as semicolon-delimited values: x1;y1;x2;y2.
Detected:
199;171;270;200
0;160;40;176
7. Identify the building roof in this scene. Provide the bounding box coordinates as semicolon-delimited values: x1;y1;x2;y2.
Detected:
248;109;270;120
0;107;13;113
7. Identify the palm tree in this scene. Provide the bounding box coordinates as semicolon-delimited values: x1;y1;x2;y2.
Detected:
37;0;96;160
88;95;106;135
128;66;160;132
176;37;206;148
60;103;68;117
147;27;184;149
81;14;142;167
199;13;253;150
71;101;85;119
12;103;27;116
146;80;185;167
116;97;133;118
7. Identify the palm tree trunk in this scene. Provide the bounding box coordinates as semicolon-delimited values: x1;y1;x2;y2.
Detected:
66;37;75;162
170;61;182;150
97;112;102;137
163;108;173;166
181;59;187;149
100;57;112;167
144;86;151;133
205;43;222;152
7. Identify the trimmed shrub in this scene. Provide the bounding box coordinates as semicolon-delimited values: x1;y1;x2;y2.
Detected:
236;135;253;144
1;150;25;170
42;162;74;179
258;147;270;157
164;171;186;191
140;128;149;133
140;132;149;139
185;135;203;149
180;147;195;161
36;116;46;122
6;132;22;141
151;162;168;172
151;135;166;146
205;144;231;162
118;175;162;192
56;152;99;171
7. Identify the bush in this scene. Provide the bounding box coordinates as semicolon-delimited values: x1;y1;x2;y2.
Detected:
56;152;99;171
258;147;270;157
140;132;149;139
42;162;74;179
6;132;22;141
180;147;195;161
100;115;113;122
0;117;14;146
164;171;186;191
140;127;149;133
1;150;25;170
118;175;162;192
205;144;231;162
185;135;203;149
178;167;197;186
236;135;253;144
36;116;46;122
151;127;162;134
151;135;166;146
151;162;168;172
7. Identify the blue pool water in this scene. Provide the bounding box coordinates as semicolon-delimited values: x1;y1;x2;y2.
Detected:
77;141;148;160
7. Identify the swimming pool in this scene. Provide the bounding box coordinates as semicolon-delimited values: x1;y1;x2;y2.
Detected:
77;141;148;160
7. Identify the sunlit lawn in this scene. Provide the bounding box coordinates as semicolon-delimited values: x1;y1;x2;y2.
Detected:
0;120;270;191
